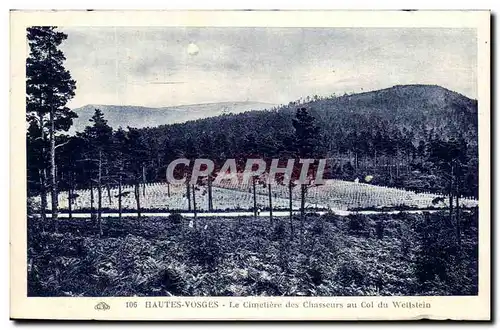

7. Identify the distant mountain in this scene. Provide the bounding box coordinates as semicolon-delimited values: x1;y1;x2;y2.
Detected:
134;84;478;196
70;101;277;133
143;84;477;144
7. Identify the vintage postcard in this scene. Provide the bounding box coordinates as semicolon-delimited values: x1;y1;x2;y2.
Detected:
10;10;490;320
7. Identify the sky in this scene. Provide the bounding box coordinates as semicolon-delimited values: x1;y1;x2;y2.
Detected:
59;27;477;109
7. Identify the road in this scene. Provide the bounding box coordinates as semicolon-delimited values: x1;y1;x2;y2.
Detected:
43;208;459;219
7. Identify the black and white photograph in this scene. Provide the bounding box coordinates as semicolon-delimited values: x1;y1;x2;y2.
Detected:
10;9;490;321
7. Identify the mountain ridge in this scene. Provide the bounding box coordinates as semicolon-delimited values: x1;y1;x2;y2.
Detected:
142;84;478;148
70;84;477;139
70;101;277;133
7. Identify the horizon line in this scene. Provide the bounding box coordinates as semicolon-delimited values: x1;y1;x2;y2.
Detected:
69;83;476;110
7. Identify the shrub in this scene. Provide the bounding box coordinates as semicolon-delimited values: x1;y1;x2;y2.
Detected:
311;218;324;236
375;219;385;239
306;262;324;286
168;211;184;225
347;214;371;237
271;221;286;240
322;212;342;226
334;259;367;287
159;264;190;295
186;229;221;271
413;212;471;292
303;244;331;286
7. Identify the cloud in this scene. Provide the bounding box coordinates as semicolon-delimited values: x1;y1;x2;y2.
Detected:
59;27;477;108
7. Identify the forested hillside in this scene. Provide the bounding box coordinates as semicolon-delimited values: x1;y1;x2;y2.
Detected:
27;84;479;200
138;84;478;197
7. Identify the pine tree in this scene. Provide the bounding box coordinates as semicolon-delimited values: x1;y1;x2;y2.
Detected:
292;107;320;226
428;136;468;246
26;121;49;224
80;109;113;235
56;135;82;221
126;127;148;219
113;128;129;221
183;135;199;211
26;26;77;229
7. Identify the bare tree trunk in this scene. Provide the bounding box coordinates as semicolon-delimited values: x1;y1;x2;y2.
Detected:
97;150;103;236
252;177;257;220
300;184;306;223
186;181;191;211
300;184;307;237
449;162;454;226
455;171;461;248
106;184;112;204
105;167;112;203
142;165;146;196
49;107;58;231
268;182;273;226
90;176;95;225
118;168;122;221
208;176;213;211
134;180;141;218
192;184;197;222
38;169;48;223
289;181;294;236
37;113;47;223
68;172;73;221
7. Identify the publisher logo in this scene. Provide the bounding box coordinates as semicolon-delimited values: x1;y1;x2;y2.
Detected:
94;302;111;311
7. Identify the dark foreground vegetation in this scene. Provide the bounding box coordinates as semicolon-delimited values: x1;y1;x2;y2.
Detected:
28;210;478;297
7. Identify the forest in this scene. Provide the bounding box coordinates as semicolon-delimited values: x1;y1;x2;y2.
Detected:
27;85;479;212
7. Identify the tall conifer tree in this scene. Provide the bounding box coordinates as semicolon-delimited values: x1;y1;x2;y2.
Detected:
26;26;77;228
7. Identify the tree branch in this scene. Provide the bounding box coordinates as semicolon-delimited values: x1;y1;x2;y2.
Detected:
55;140;70;149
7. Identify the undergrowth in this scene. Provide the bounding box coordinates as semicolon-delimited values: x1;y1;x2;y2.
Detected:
27;209;478;296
